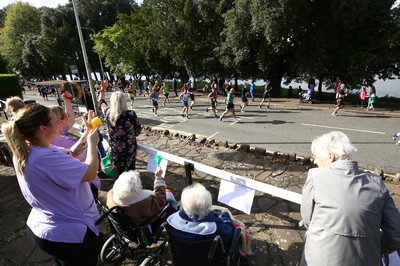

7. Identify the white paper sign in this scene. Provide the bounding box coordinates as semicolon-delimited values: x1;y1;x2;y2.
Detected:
217;178;255;214
147;154;168;178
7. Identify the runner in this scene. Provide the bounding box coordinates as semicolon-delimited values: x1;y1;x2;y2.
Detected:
179;87;190;118
205;90;218;117
331;83;347;116
127;81;137;108
219;88;239;122
161;82;170;106
259;80;273;109
149;87;159;116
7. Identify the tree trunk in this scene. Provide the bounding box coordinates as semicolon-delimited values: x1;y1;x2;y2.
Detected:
234;76;239;91
317;76;323;97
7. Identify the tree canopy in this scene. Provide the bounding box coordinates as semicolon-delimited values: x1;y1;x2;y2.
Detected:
0;0;399;94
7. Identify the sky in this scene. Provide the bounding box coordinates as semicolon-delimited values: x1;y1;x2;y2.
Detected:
0;0;143;9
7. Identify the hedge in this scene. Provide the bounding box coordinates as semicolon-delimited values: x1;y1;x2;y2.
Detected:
0;74;22;100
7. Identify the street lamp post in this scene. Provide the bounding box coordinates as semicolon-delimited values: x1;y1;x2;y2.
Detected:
81;26;105;79
71;0;99;115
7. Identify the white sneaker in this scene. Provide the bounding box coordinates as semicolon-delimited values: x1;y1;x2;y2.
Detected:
331;112;336;116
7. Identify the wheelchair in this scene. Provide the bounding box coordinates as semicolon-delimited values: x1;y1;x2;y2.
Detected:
95;202;175;265
0;141;13;167
161;222;245;266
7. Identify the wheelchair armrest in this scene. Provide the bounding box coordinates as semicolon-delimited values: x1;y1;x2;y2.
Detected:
228;227;242;256
208;235;225;261
153;222;167;243
95;205;122;225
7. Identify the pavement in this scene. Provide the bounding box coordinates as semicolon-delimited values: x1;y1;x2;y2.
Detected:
1;90;400;265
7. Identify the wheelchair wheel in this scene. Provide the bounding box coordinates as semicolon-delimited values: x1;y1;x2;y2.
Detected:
100;235;129;263
140;254;163;266
0;142;13;167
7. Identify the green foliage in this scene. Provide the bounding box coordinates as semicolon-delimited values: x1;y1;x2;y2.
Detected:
0;3;41;73
0;74;22;99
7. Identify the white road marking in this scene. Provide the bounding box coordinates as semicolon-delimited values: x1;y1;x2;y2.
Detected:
301;123;386;135
230;119;241;125
207;131;220;139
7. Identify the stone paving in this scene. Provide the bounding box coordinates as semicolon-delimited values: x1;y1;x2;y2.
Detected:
1;93;400;265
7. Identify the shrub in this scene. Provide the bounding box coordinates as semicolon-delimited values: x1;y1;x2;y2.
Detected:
0;74;22;100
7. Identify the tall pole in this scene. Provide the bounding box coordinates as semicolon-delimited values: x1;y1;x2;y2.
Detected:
71;0;99;115
81;27;105;79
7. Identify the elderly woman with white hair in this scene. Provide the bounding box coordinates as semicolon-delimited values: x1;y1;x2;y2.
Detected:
300;131;400;266
99;91;141;174
167;183;235;250
106;168;176;228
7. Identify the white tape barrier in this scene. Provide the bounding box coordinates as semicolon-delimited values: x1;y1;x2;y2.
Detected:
138;144;302;205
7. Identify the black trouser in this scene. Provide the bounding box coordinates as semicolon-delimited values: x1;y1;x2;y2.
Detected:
27;226;100;266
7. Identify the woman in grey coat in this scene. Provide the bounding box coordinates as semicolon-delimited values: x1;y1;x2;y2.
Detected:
300;131;400;266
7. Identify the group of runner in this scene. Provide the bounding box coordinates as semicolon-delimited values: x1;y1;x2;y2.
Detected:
139;79;274;121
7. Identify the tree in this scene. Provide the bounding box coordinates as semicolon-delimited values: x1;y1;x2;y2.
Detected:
0;3;41;73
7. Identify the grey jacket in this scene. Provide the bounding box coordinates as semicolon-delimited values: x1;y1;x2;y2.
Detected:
300;160;400;266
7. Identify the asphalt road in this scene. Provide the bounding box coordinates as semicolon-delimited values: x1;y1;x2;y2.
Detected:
23;90;400;174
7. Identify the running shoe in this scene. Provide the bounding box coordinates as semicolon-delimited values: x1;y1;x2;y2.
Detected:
259;105;262;109
393;133;397;142
219;116;222;121
206;108;208;112
152;107;154;112
267;105;270;109
331;112;336;116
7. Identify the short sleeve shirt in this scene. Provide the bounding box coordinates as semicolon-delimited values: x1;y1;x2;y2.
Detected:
17;146;99;243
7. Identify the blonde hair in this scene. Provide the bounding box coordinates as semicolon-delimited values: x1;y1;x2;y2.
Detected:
108;91;128;127
5;96;25;114
49;105;66;120
1;104;51;174
181;183;212;220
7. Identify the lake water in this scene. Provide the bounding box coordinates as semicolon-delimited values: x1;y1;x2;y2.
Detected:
253;78;400;98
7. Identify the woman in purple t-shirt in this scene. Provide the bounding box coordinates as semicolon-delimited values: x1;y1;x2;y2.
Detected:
1;104;101;265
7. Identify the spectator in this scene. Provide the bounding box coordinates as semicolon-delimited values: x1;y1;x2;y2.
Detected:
99;91;142;174
358;86;367;108
1;104;101;265
167;183;235;251
218;77;226;96
287;86;293;98
107;167;177;231
367;86;377;111
300;131;400;265
5;96;25;120
172;77;178;97
249;80;256;102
